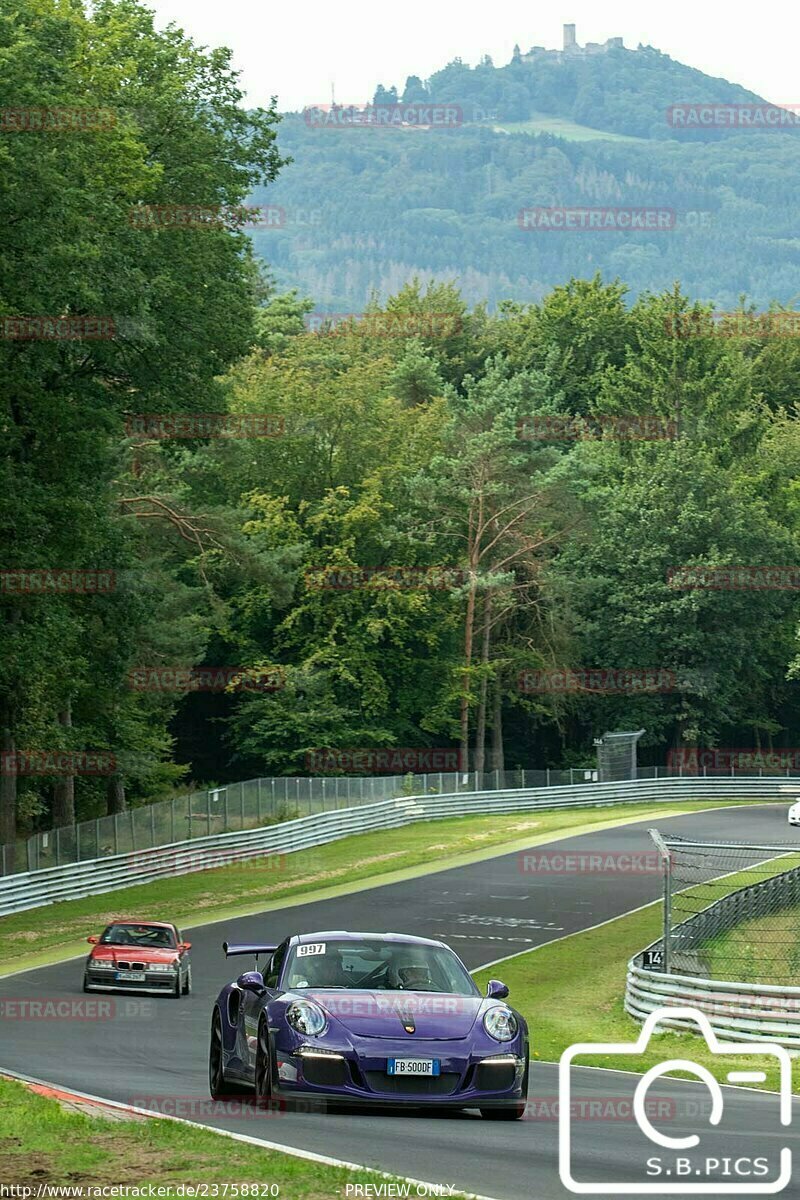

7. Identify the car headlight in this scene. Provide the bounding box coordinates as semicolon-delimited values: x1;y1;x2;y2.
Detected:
90;960;115;970
286;999;327;1036
148;962;179;972
483;1005;518;1042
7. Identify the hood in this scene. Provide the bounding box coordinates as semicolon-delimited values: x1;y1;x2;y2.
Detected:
305;990;482;1039
90;946;178;965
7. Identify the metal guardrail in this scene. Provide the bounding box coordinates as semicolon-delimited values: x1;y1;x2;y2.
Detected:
1;767;606;876
0;775;790;919
7;760;796;877
626;825;800;1045
626;961;800;1047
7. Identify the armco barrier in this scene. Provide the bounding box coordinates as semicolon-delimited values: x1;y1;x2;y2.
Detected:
626;960;800;1047
0;775;791;919
626;833;800;1046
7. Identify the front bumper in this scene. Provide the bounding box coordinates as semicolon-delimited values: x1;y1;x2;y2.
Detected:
272;1040;527;1108
85;970;179;993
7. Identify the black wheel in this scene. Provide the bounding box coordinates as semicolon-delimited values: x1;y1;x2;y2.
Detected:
480;1101;526;1120
82;974;90;993
254;1017;273;1109
171;971;182;998
209;1009;227;1099
182;966;192;996
209;1008;248;1099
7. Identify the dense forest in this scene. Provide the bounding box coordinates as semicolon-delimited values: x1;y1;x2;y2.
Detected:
3;0;800;848
248;47;800;310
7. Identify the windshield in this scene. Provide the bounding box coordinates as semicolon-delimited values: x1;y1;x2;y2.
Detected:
99;923;177;949
282;939;478;995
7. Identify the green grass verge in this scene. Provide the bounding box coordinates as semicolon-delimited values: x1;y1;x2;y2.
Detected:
0;801;757;975
0;1075;470;1195
474;852;800;1094
701;898;800;986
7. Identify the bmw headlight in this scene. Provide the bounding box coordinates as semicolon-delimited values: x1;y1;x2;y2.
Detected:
483;1005;518;1042
286;999;327;1036
148;963;178;973
90;960;115;970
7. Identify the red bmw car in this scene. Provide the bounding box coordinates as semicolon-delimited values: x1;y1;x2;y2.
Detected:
83;919;192;997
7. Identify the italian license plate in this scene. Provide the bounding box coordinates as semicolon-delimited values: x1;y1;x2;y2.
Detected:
387;1058;440;1076
116;971;146;982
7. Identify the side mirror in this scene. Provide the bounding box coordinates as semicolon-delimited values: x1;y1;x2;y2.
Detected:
486;979;509;999
237;971;265;995
180;942;192;952
87;935;99;944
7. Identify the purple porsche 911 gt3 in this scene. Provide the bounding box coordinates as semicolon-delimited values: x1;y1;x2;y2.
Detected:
209;931;529;1118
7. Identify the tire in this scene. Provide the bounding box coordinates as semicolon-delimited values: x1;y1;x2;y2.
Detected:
254;1017;273;1109
209;1008;249;1100
171;973;181;998
82;974;90;993
182;966;192;996
480;1101;526;1120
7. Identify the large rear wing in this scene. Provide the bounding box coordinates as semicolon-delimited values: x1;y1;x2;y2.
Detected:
223;942;278;958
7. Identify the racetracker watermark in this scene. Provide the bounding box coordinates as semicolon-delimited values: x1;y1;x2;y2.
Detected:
526;1095;676;1120
666;312;800;339
517;414;677;441
0;316;115;339
247;205;324;230
305;748;464;774
127;666;285;693
518;668;676;694
1;751;116;776
668;748;800;773
125;413;284;439
304;312;462;337
0;107;116;132
130;849;288;874
305;566;466;590
130;1094;325;1119
667;565;800;590
303;103;462;129
518;850;661;875
0;569;115;594
306;994;474;1017
0;998;155;1019
667;103;800;129
127;203;322;231
518;207;676;231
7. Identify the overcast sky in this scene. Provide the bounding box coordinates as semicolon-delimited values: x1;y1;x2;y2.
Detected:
141;0;799;113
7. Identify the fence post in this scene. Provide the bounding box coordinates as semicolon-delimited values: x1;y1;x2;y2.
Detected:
171;798;175;844
56;827;61;866
207;791;211;837
650;828;672;975
114;812;119;855
130;808;135;850
76;824;81;862
95;818;101;858
150;804;156;847
570;768;575;786
257;778;263;825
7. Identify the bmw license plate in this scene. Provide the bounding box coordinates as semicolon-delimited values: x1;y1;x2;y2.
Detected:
116;971;146;981
387;1058;440;1076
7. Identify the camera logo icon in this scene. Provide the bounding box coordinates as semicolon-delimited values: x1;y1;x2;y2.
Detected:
558;1006;792;1194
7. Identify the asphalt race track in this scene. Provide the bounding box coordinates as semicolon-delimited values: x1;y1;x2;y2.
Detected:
3;803;800;1200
